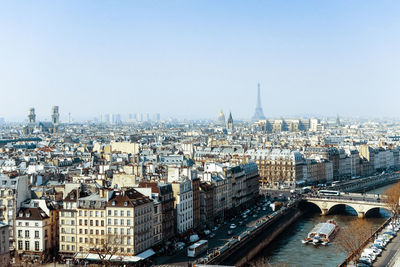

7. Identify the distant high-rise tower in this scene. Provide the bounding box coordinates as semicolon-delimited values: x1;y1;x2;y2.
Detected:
28;108;36;123
336;114;341;126
51;106;60;125
227;112;233;130
217;109;225;125
252;83;266;120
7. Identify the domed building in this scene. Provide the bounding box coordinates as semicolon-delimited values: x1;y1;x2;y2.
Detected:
217;109;225;125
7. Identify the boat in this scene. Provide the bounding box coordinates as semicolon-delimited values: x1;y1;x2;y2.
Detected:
302;220;338;246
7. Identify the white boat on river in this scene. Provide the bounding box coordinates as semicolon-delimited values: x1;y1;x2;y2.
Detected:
302;220;339;246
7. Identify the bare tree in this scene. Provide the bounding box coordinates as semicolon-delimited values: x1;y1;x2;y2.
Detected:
335;219;371;263
384;181;400;226
86;234;130;266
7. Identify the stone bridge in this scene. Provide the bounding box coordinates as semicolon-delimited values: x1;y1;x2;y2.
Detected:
303;194;389;218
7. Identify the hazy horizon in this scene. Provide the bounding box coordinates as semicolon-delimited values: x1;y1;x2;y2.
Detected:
1;1;400;121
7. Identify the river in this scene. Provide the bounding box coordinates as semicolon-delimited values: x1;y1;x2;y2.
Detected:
250;184;394;267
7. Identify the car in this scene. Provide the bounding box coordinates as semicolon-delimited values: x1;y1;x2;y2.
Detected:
209;233;215;238
253;214;257;218
227;230;233;235
238;221;244;226
230;224;237;229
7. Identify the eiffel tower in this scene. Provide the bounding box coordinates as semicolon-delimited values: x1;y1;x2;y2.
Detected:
252;83;266;120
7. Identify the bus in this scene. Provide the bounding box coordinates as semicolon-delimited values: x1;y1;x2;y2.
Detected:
319;190;340;196
187;240;208;257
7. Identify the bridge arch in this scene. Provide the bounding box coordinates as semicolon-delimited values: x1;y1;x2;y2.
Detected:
328;203;358;216
299;200;322;214
364;206;391;218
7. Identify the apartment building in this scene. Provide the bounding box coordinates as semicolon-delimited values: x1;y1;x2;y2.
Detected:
0;175;30;249
105;189;154;255
59;190;78;260
0;222;10;267
15;207;52;261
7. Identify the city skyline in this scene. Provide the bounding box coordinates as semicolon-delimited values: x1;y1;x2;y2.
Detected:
1;1;400;120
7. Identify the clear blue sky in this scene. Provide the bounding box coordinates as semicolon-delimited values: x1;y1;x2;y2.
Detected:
1;1;400;121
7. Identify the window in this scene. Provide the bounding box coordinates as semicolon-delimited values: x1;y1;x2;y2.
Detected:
120;219;124;226
79;229;82;234
108;210;111;216
127;219;130;226
25;230;29;238
96;211;99;217
35;231;39;238
18;230;22;238
127;211;131;216
61;220;64;224
79;237;82;242
108;228;111;234
114;219;118;225
96;220;99;226
84;211;87;217
120;228;124;235
79;219;82;225
61;236;65;242
121;210;124;216
25;241;29;251
108;219;111;225
114;210;117;216
90;211;93;217
101;211;104;217
101;220;104;226
35;241;39;251
79;211;82;216
90;220;93;226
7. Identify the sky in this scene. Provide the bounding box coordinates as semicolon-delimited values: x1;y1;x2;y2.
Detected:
1;1;400;121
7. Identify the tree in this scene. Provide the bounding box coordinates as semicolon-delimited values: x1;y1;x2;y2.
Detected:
384;181;400;225
86;234;131;266
335;219;371;263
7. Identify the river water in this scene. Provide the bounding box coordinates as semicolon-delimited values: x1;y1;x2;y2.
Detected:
250;184;394;267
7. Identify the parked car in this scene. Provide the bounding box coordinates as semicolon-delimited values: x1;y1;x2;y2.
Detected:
230;224;237;229
227;230;233;235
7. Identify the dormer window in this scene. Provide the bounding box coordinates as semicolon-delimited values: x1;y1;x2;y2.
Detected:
26;211;31;218
19;211;23;217
112;201;116;206
124;201;128;207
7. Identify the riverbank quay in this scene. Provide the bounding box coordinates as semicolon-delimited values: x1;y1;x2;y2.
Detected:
331;172;400;193
198;200;303;267
338;218;391;267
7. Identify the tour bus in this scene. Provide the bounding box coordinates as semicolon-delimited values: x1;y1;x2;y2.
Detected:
319;190;340;196
187;240;208;257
